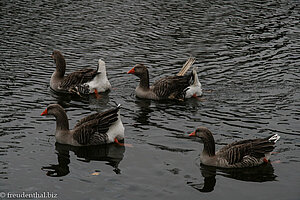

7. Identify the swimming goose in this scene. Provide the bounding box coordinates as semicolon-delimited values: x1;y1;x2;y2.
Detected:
127;57;202;101
41;104;124;146
189;127;280;168
50;50;111;95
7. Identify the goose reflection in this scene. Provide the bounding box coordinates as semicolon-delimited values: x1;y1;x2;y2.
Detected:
49;87;110;106
133;99;153;126
49;88;83;104
188;163;277;193
42;142;125;177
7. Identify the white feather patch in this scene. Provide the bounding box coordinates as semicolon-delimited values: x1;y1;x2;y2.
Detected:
269;134;280;143
86;59;111;93
106;111;125;143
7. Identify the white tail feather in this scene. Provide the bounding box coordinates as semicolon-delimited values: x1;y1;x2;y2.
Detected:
191;67;200;86
269;134;280;143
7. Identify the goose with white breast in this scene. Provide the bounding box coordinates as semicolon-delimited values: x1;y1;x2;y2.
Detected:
50;50;111;96
41;104;125;146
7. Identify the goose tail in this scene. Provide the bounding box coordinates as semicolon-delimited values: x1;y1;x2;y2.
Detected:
268;134;280;143
177;57;195;76
191;67;200;85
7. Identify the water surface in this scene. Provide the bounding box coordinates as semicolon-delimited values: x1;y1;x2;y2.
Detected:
0;0;300;199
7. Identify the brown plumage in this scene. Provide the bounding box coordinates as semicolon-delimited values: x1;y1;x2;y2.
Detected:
127;57;195;100
189;127;280;168
50;50;99;95
41;104;124;146
60;68;98;91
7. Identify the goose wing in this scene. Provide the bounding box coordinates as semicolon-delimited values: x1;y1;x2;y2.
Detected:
73;107;120;145
152;74;192;99
60;68;98;90
217;137;276;165
75;106;120;128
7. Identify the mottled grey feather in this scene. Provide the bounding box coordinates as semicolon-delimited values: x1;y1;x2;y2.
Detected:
73;106;120;145
75;106;120;128
217;136;276;165
60;68;98;92
152;73;193;100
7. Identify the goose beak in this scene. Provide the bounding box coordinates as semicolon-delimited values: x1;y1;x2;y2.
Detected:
189;131;196;136
127;67;135;74
114;138;133;147
41;108;48;116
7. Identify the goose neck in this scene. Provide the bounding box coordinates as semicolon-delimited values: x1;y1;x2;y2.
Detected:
55;57;66;77
139;70;150;89
54;110;70;131
202;137;216;157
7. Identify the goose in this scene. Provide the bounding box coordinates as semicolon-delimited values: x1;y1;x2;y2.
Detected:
189;127;280;168
50;50;111;96
41;104;125;146
127;57;202;101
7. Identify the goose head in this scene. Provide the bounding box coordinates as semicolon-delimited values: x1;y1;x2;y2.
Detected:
41;104;64;116
51;50;64;64
127;64;148;78
189;126;216;156
41;104;69;131
189;126;214;142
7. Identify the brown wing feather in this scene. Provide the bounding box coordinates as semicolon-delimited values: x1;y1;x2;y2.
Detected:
73;113;118;145
218;137;276;165
73;107;120;145
152;74;192;99
75;107;120;128
60;68;97;90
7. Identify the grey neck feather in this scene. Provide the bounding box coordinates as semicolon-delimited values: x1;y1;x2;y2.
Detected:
53;108;69;131
55;56;66;77
202;133;216;157
139;69;150;89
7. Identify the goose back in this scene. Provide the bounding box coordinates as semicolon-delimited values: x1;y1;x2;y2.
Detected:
59;68;98;92
152;73;193;100
73;106;120;145
215;136;276;167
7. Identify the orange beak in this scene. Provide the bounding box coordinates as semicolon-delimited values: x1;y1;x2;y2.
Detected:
189;131;196;136
114;138;133;147
41;108;48;116
127;67;135;74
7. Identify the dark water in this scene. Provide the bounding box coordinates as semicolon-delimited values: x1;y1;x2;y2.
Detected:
1;0;300;199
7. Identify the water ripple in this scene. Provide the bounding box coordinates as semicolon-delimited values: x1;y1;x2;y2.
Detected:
0;0;299;199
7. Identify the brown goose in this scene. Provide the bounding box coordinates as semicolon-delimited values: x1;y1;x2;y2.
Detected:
41;104;124;146
189;127;280;168
127;57;201;100
50;50;111;95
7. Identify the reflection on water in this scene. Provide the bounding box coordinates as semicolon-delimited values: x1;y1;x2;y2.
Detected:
49;88;111;107
42;143;125;177
188;163;276;193
0;0;299;199
133;99;153;126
